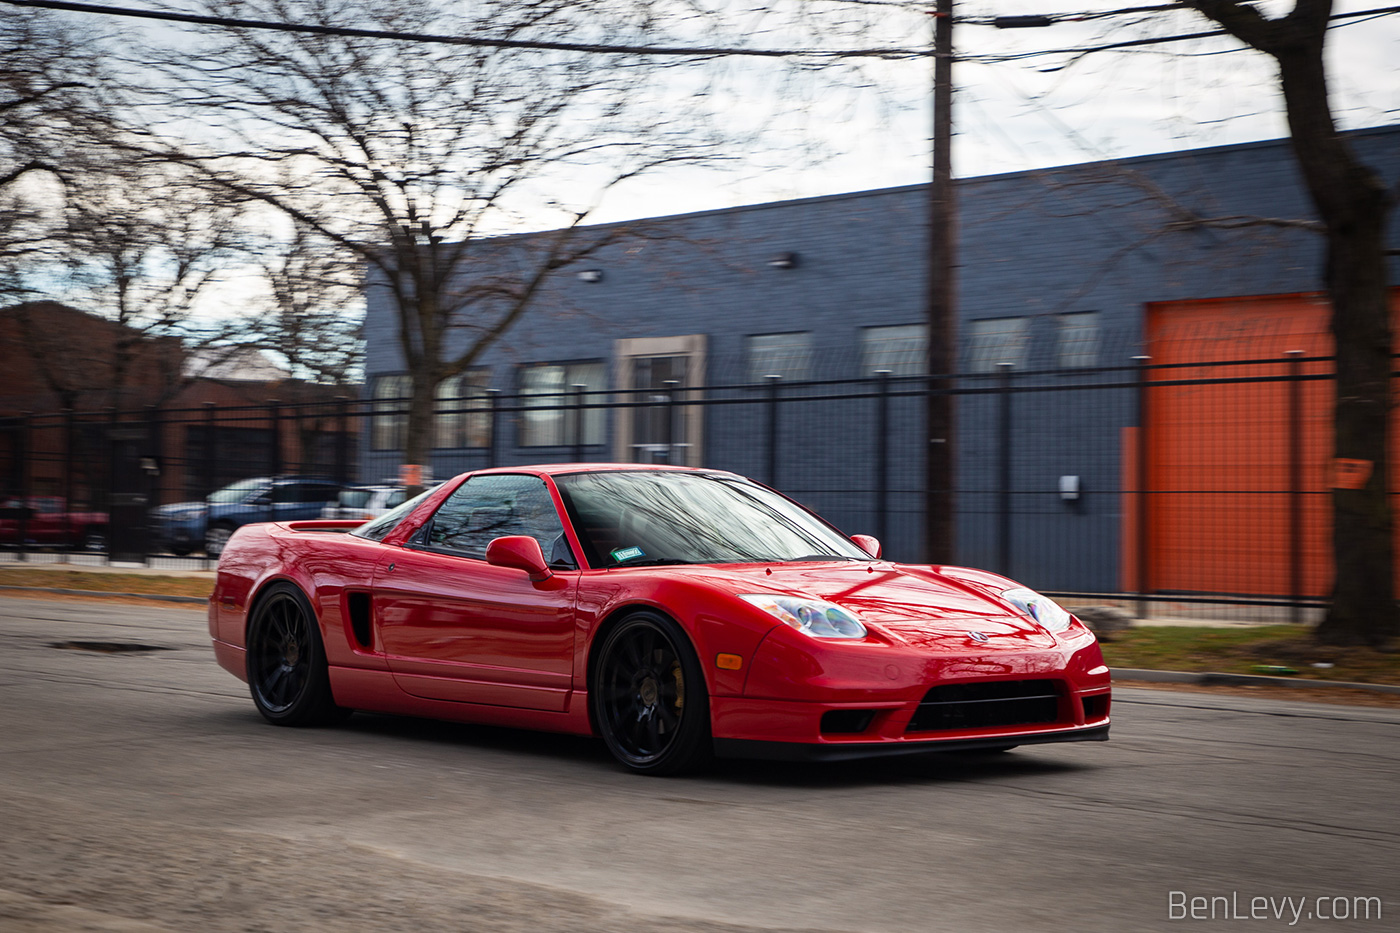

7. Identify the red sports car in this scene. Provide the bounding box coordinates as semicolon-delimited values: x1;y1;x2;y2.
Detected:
210;464;1110;774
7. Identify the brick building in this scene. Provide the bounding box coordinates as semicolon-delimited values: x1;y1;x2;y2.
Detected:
1;302;356;530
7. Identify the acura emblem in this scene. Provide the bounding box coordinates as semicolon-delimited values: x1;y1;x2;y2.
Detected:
967;631;989;643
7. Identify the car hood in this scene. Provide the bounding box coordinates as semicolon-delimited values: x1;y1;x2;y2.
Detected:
681;561;1059;649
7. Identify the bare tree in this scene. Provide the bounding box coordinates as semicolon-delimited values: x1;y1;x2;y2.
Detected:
246;223;363;387
125;0;749;472
0;8;102;305
1165;0;1396;646
57;164;248;408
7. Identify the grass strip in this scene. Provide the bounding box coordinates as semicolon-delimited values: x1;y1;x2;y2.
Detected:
1100;624;1400;685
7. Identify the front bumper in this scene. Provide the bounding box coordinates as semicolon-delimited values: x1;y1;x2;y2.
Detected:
715;722;1109;761
708;675;1111;762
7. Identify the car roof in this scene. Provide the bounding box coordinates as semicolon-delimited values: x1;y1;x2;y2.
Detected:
466;463;738;479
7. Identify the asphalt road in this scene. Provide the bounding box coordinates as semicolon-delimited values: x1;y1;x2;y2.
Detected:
1;595;1396;933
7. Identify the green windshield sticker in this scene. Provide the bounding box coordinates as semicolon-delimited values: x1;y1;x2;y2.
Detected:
610;546;646;563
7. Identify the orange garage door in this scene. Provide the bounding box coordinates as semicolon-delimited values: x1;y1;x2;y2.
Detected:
1129;290;1400;598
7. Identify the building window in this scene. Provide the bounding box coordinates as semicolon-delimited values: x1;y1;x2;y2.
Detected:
435;369;492;449
861;324;927;375
519;361;606;447
370;374;410;451
747;332;812;383
1056;311;1101;368
966;317;1030;373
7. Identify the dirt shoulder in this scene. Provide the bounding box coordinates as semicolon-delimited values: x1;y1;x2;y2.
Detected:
0;567;212;600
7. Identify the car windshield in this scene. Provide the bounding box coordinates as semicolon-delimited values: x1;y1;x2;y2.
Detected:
351;487;438;542
554;470;870;568
208;478;270;504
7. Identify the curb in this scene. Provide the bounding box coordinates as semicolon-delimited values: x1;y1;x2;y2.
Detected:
1112;667;1400;696
0;585;208;605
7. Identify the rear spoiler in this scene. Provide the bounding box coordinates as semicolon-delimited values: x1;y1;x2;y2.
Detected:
285;519;365;533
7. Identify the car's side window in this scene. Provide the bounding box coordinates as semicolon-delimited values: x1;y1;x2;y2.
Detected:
423;474;575;568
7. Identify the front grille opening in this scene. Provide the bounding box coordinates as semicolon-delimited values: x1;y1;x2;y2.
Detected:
1082;694;1110;722
907;679;1062;733
821;709;877;735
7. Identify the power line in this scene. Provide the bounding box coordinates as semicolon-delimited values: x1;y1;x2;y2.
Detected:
0;0;934;59
6;0;1397;65
959;5;1182;27
963;5;1400;65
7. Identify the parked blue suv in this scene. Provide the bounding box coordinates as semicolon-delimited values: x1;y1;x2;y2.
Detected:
151;476;345;557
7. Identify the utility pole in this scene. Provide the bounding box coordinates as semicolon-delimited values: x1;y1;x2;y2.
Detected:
924;0;955;565
922;9;1053;565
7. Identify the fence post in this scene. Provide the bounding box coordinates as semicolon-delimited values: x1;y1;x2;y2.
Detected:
103;406;117;559
765;374;781;487
267;400;282;476
17;412;31;562
62;409;75;515
1287;350;1305;624
335;396;350;484
202;402;217;497
876;370;891;544
291;402;304;475
664;379;680;465
997;363;1014;576
486;389;500;468
572;383;586;463
1133;355;1152;620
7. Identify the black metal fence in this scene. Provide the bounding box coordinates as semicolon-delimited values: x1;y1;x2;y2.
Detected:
0;352;1361;619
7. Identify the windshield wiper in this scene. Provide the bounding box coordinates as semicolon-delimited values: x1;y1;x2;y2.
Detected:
787;554;861;562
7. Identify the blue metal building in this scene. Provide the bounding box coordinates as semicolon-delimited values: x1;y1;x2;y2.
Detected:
361;126;1400;593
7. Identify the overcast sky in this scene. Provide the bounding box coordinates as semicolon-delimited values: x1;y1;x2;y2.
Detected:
36;0;1389;322
588;0;1400;223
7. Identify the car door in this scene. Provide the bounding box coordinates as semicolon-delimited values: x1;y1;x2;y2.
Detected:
372;473;579;711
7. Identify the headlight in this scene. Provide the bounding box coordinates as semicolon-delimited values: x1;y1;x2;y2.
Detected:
1000;586;1074;633
739;595;867;639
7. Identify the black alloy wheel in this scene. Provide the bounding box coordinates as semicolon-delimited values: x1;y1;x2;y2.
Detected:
592;612;711;775
246;582;348;726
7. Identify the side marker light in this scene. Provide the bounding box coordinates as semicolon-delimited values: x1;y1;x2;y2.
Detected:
716;653;743;671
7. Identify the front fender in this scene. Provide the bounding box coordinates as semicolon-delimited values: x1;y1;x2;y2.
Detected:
574;573;783;698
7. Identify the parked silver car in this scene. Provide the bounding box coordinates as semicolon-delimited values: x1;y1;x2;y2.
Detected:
320;484;437;522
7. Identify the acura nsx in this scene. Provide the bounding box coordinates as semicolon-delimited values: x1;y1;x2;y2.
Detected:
210;464;1110;774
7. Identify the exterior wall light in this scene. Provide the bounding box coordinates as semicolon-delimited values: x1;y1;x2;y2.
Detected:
577;269;604;283
767;252;799;269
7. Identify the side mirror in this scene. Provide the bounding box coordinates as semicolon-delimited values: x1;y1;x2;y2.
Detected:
850;534;882;559
485;535;553;582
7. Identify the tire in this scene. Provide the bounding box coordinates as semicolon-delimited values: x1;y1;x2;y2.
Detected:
245;582;349;727
205;522;235;558
591;612;712;776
